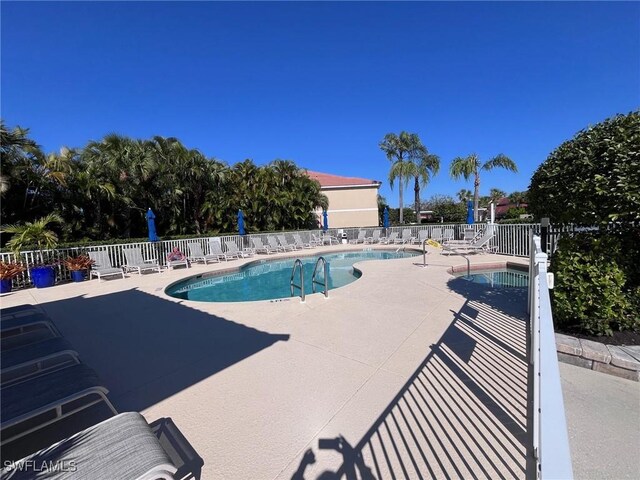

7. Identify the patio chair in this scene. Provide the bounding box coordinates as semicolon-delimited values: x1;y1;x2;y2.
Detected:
349;230;366;244
224;240;253;258
251;237;277;254
379;231;398;244
1;312;61;338
430;227;443;242
1;412;177;479
442;226;497;255
210;240;240;261
88;251;125;282
413;230;429;245
365;230;381;244
122;247;162;275
1;363;118;446
395;229;413;244
0;304;43;318
267;235;286;252
293;233;313;249
1;336;80;385
277;234;297;251
187;242;220;264
443;228;455;243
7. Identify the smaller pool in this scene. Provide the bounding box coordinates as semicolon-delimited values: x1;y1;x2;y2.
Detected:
454;268;529;289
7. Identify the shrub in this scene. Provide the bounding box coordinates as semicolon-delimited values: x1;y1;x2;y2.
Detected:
551;234;638;336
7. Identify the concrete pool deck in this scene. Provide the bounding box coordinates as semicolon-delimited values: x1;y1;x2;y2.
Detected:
1;244;532;479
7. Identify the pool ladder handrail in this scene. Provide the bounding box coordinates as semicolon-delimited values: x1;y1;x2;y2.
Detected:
311;256;329;298
290;259;305;302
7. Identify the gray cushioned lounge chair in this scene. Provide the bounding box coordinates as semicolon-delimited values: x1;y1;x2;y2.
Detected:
349;230;366;244
1;363;117;446
224;240;253;258
0;304;43;318
1;312;61;338
187;242;220;264
209;240;239;261
251;237;277;254
1;412;177;479
266;236;286;252
276;235;297;251
365;230;381;244
293;233;313;249
88;251;125;282
1;337;80;385
413;230;429;245
122;247;162;275
379;231;398;244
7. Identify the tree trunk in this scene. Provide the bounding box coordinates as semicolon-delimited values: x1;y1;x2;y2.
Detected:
414;176;420;221
474;171;480;222
399;177;404;224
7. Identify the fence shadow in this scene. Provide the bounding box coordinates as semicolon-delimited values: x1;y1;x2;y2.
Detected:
294;279;532;479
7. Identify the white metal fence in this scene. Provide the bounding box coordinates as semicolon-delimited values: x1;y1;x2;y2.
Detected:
1;223;544;288
527;234;573;479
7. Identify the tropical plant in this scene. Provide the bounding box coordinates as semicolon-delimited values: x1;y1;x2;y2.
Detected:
406;153;440;218
489;188;506;203
380;132;430;224
1;213;62;264
528;111;640;223
0;261;25;280
508;190;528;207
449;153;518;222
456;189;472;203
64;255;95;271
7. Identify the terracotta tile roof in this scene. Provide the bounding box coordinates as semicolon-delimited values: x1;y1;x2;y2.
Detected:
305;170;381;188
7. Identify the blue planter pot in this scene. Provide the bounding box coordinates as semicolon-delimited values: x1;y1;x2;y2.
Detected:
0;278;12;293
70;270;86;282
30;266;56;289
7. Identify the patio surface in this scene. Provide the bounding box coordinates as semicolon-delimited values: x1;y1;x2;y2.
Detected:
1;244;532;479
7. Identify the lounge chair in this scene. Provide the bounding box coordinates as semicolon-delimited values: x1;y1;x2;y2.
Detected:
0;304;43;318
224;240;253;258
1;412;177;479
1;312;60;338
379;231;398;244
122;247;162;275
187;242;220;264
293;233;313;249
395;229;414;244
1;363;118;445
309;234;324;247
1;336;80;385
442;226;497;255
412;230;428;245
430;227;443;242
88;251;125;282
166;257;189;270
349;230;366;244
443;228;455;243
251;237;277;254
267;236;286;252
365;230;381;244
277;234;297;251
210;240;240;261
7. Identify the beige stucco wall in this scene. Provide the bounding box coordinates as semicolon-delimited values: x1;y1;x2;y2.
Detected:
316;185;380;228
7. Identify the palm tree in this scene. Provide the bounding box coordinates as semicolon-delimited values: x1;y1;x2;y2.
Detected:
489;188;507;203
457;189;472;203
449;153;518;221
406;153;440;218
379;132;429;224
1;213;62;263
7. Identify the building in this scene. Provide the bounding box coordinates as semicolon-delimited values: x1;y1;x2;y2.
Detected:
306;170;381;228
495;197;529;219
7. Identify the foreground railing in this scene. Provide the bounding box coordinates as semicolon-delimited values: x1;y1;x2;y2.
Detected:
527;234;573;479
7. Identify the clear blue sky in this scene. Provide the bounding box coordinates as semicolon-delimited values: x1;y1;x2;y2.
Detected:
2;1;638;207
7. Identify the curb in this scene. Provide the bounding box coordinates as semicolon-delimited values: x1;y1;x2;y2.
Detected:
555;333;640;382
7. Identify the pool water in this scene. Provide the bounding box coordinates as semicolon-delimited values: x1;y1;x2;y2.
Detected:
166;250;417;302
454;268;529;288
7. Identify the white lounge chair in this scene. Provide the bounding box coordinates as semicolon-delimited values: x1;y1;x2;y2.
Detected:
122;247;162;275
224;240;253;258
365;230;381;244
210;240;240;261
379;231;398;244
88;251;125;282
1;412;177;479
251;237;278;254
442;226;497;255
277;234;297;251
187;242;220;264
430;227;443;242
443;228;455;243
293;233;313;249
267;236;286;252
349;230;366;244
394;229;413;244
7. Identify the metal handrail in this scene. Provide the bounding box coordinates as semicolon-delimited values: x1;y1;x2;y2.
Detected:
422;238;428;267
290;259;305;302
311;256;329;298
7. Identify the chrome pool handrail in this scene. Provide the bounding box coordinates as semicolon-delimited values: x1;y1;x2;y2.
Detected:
290;259;305;302
311;256;329;298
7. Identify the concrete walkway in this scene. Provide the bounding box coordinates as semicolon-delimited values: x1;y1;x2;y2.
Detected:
560;362;640;480
1;245;532;479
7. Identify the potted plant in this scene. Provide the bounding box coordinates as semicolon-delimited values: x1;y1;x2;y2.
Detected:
1;213;62;288
64;255;94;282
0;261;26;293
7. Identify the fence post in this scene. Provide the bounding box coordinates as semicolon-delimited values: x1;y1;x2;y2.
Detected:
540;217;549;253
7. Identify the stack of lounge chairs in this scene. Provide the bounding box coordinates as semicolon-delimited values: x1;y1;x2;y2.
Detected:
0;304;184;478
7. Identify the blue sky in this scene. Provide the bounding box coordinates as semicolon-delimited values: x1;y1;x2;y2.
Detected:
2;1;638;207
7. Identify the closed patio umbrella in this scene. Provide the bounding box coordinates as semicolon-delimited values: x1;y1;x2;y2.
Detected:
322;210;328;232
383;207;390;228
467;201;474;224
146;208;159;242
238;209;246;235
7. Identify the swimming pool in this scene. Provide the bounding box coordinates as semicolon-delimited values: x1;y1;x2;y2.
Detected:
166;249;418;302
453;268;529;289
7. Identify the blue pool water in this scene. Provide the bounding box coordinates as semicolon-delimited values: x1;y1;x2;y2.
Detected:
454;268;529;288
166;250;417;302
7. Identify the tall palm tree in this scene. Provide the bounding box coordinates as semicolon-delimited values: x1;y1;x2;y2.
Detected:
406;153;440;218
379;132;429;224
457;189;472;203
449;153;518;221
489;188;507;203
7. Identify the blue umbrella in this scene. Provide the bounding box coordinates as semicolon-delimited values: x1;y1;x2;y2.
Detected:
237;209;246;235
466;200;474;224
383;207;390;228
146;208;159;242
322;210;328;232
